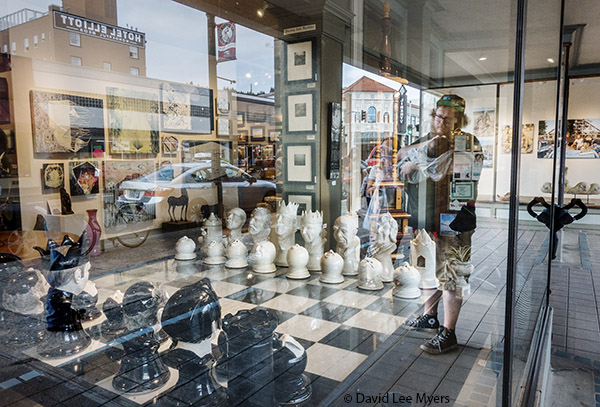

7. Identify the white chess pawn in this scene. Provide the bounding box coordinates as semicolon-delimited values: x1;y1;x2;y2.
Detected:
333;214;360;276
286;244;310;280
250;241;277;274
393;262;422;299
203;240;226;265
175;236;197;261
319;250;344;284
357;257;384;291
225;239;248;269
410;229;438;289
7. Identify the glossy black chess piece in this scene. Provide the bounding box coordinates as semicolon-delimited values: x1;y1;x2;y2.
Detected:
272;332;312;405
112;282;170;393
60;187;74;215
100;296;126;341
73;290;101;321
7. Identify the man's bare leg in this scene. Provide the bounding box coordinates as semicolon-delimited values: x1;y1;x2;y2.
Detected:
424;289;443;316
441;289;462;330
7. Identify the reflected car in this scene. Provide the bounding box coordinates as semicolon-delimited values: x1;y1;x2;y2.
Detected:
118;161;276;216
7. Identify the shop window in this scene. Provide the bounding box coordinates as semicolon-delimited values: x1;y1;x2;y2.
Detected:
130;67;140;76
69;32;81;47
24;38;29;52
70;56;82;66
33;35;38;47
103;62;112;71
129;46;138;59
367;106;376;123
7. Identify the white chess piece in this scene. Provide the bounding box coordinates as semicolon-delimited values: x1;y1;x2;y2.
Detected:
204;240;226;265
410;229;438;289
175;259;197;276
333;214;360;276
286;244;310;280
249;207;271;246
319;250;344;284
274;201;299;267
357;257;384;291
225;240;248;269
199;213;223;256
371;213;399;283
226;208;246;244
175;236;197;261
393;262;422;299
300;210;326;271
250;241;277;274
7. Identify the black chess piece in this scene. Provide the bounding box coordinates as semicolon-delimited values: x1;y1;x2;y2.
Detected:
33;214;46;230
272;332;312;405
112;282;170;393
72;290;101;321
100;296;126;341
60;187;74;215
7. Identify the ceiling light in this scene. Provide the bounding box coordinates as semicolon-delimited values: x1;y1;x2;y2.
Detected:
547;58;555;63
245;73;252;78
478;57;487;61
257;9;264;17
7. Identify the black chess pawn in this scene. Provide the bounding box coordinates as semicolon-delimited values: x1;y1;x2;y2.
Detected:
100;296;126;341
272;332;312;405
112;282;170;393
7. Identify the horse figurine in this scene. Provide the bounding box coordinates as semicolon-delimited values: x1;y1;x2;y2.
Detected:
168;188;188;222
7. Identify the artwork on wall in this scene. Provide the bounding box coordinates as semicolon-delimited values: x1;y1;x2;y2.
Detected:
286;144;313;183
478;139;494;168
218;118;230;137
269;131;281;142
251;126;265;142
160;82;213;133
286;40;314;82
103;160;156;229
238;130;248;143
327;102;341;179
107;87;160;155
181;140;232;163
473;109;495;139
69;161;100;196
30;90;104;156
284;192;315;213
42;163;64;194
501;123;534;154
161;135;178;156
237;113;245;127
538;119;600;158
287;93;314;133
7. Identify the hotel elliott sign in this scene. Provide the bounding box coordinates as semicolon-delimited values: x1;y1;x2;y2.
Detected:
53;10;145;48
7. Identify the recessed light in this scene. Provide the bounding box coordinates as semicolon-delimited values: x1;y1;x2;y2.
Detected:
547;58;555;63
257;9;264;17
245;73;252;78
478;57;487;61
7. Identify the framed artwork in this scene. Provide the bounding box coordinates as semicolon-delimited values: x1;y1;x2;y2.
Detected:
42;163;64;194
251;126;266;142
160;82;213;134
181;140;232;163
479;139;494;168
327;102;341;179
238;130;248;143
285;144;314;183
218;118;230;137
473;108;495;139
450;181;474;200
539;119;600;158
107;87;160;155
30;90;104;156
501;124;534;154
69;161;100;196
284;192;315;214
161;135;179;156
269;131;281;142
237;113;245;127
286;40;315;82
287;93;315;133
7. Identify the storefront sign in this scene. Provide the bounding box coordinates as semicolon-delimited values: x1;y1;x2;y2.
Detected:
283;24;317;35
53;10;145;48
217;22;236;61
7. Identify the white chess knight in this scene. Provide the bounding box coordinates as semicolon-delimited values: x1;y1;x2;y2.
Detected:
371;212;399;283
249;207;272;246
357;257;384;291
274;201;299;267
286;244;310;280
300;210;326;271
393;262;422;299
319;250;344;284
250;240;277;274
199;213;223;256
226;208;246;244
175;236;197;261
203;240;226;265
225;239;248;269
410;229;438;289
333;213;360;276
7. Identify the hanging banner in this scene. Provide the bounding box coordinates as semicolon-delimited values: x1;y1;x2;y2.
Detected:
217;22;236;62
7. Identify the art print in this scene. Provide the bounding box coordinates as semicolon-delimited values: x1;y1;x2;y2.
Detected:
251;126;265;142
286;41;313;82
502;123;534;154
286;144;313;183
287;93;314;133
473;109;495;139
161;135;179;156
160;83;213;133
218;118;230;137
69;161;100;196
42;163;64;194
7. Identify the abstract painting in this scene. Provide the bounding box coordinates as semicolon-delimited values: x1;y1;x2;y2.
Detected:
69;161;100;196
42;163;64;194
160;82;213;134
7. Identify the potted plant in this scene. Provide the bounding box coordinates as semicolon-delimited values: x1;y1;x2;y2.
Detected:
446;245;473;289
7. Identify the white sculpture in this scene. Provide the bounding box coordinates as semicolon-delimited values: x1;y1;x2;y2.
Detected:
393;262;422;299
357;257;384;291
410;229;438;289
175;236;197;261
274;201;299;267
250;241;277;274
300;210;326;271
226;208;247;244
319;250;344;284
249;207;272;245
286;244;310;280
333;213;360;276
204;240;226;265
225;240;248;269
371;212;399;283
199;213;223;256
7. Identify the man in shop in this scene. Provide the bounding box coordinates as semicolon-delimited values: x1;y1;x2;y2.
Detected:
397;94;481;354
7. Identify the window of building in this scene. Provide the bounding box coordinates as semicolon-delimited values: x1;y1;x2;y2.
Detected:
367;106;376;123
129;46;139;59
130;67;140;76
69;32;81;47
103;62;112;71
2;44;7;54
33;35;39;47
41;32;46;41
70;56;82;66
383;112;390;123
10;42;16;54
24;38;29;52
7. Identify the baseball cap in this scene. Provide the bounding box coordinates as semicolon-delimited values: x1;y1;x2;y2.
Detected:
437;94;465;112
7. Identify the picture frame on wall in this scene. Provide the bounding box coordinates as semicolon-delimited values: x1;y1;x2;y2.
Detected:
285;144;314;183
286;40;314;82
237;113;245;127
238;130;248;143
160;82;213;134
161;135;179;156
251;126;266;142
284;192;315;214
269;131;281;142
69;160;100;196
287;93;314;133
42;163;65;194
218;118;230;137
